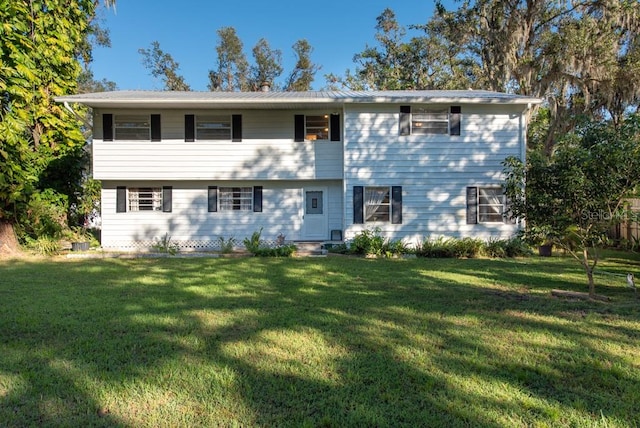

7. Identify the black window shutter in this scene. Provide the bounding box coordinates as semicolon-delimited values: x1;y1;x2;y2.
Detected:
116;186;126;212
450;106;461;136
466;186;478;224
151;114;161;141
208;186;218;212
353;186;364;224
294;115;305;142
103;114;113;141
391;186;403;224
399;106;411;136
253;186;263;212
185;114;195;142
162;186;172;212
232;114;242;142
330;114;341;141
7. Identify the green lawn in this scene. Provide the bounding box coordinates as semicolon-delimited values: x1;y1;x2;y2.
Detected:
1;253;639;427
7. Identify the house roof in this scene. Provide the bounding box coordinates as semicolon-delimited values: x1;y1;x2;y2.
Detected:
55;90;542;109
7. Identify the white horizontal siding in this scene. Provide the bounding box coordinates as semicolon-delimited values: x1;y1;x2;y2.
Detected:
341;103;525;242
93;109;343;180
100;180;342;250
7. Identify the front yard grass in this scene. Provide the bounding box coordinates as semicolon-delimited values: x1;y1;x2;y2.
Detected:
1;252;639;427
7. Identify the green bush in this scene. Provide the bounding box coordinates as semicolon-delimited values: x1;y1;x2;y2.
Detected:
243;228;263;254
417;236;531;259
24;236;61;256
350;227;385;256
484;238;507;258
217;236;237;253
151;233;179;255
253;244;297;257
19;189;68;240
451;237;484;258
502;237;533;257
416;237;455;258
243;229;296;257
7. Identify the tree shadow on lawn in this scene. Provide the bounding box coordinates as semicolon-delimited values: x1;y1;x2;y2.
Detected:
0;257;639;426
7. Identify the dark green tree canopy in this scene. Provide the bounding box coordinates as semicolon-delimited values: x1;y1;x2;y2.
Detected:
503;115;640;296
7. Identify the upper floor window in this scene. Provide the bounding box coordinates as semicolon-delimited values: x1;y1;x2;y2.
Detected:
185;114;242;142
197;115;231;140
400;106;461;136
412;108;449;135
305;115;329;141
115;115;150;140
294;114;341;142
103;114;160;141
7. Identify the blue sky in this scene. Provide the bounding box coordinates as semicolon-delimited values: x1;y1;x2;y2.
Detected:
90;1;444;91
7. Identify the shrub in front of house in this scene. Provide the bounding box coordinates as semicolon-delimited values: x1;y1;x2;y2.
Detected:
243;228;297;257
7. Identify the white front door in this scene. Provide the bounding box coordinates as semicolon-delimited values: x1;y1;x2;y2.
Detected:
302;187;328;240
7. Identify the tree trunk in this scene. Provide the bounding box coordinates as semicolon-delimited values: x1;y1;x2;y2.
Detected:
0;221;22;257
587;269;595;298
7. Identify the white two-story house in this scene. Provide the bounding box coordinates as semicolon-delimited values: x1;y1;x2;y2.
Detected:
56;90;540;251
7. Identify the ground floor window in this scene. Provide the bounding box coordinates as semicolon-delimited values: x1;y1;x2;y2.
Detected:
365;187;390;222
478;187;504;223
219;187;253;211
128;187;162;211
353;185;402;224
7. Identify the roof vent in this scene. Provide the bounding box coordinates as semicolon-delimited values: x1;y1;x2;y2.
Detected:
260;81;271;92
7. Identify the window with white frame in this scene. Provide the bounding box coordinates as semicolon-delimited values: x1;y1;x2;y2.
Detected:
478;187;505;223
306;115;329;141
365;187;390;222
411;107;449;135
115;115;150;140
197;115;231;140
128;187;162;211
219;187;253;211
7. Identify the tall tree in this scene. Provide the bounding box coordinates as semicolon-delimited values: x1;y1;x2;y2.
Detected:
430;0;640;152
0;0;111;241
208;27;249;91
504;115;640;298
284;39;320;91
248;38;283;90
325;8;473;91
139;41;191;91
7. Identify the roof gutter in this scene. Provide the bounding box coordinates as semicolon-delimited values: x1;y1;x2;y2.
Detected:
63;101;92;130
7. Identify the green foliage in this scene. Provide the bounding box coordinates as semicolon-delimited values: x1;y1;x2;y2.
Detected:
243;228;296;257
151;233;179;255
350;227;386;256
243;227;264;254
18;189;68;239
417;236;531;259
484;237;533;258
416;237;455;258
252;244;297;257
0;0;104;236
216;236;237;253
138;41;191;91
75;177;101;225
284;39;319;91
24;235;61;256
504;115;640;295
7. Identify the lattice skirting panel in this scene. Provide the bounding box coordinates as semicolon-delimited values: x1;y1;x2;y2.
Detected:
102;239;284;252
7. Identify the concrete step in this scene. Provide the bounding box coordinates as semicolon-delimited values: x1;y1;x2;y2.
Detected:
293;241;327;257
